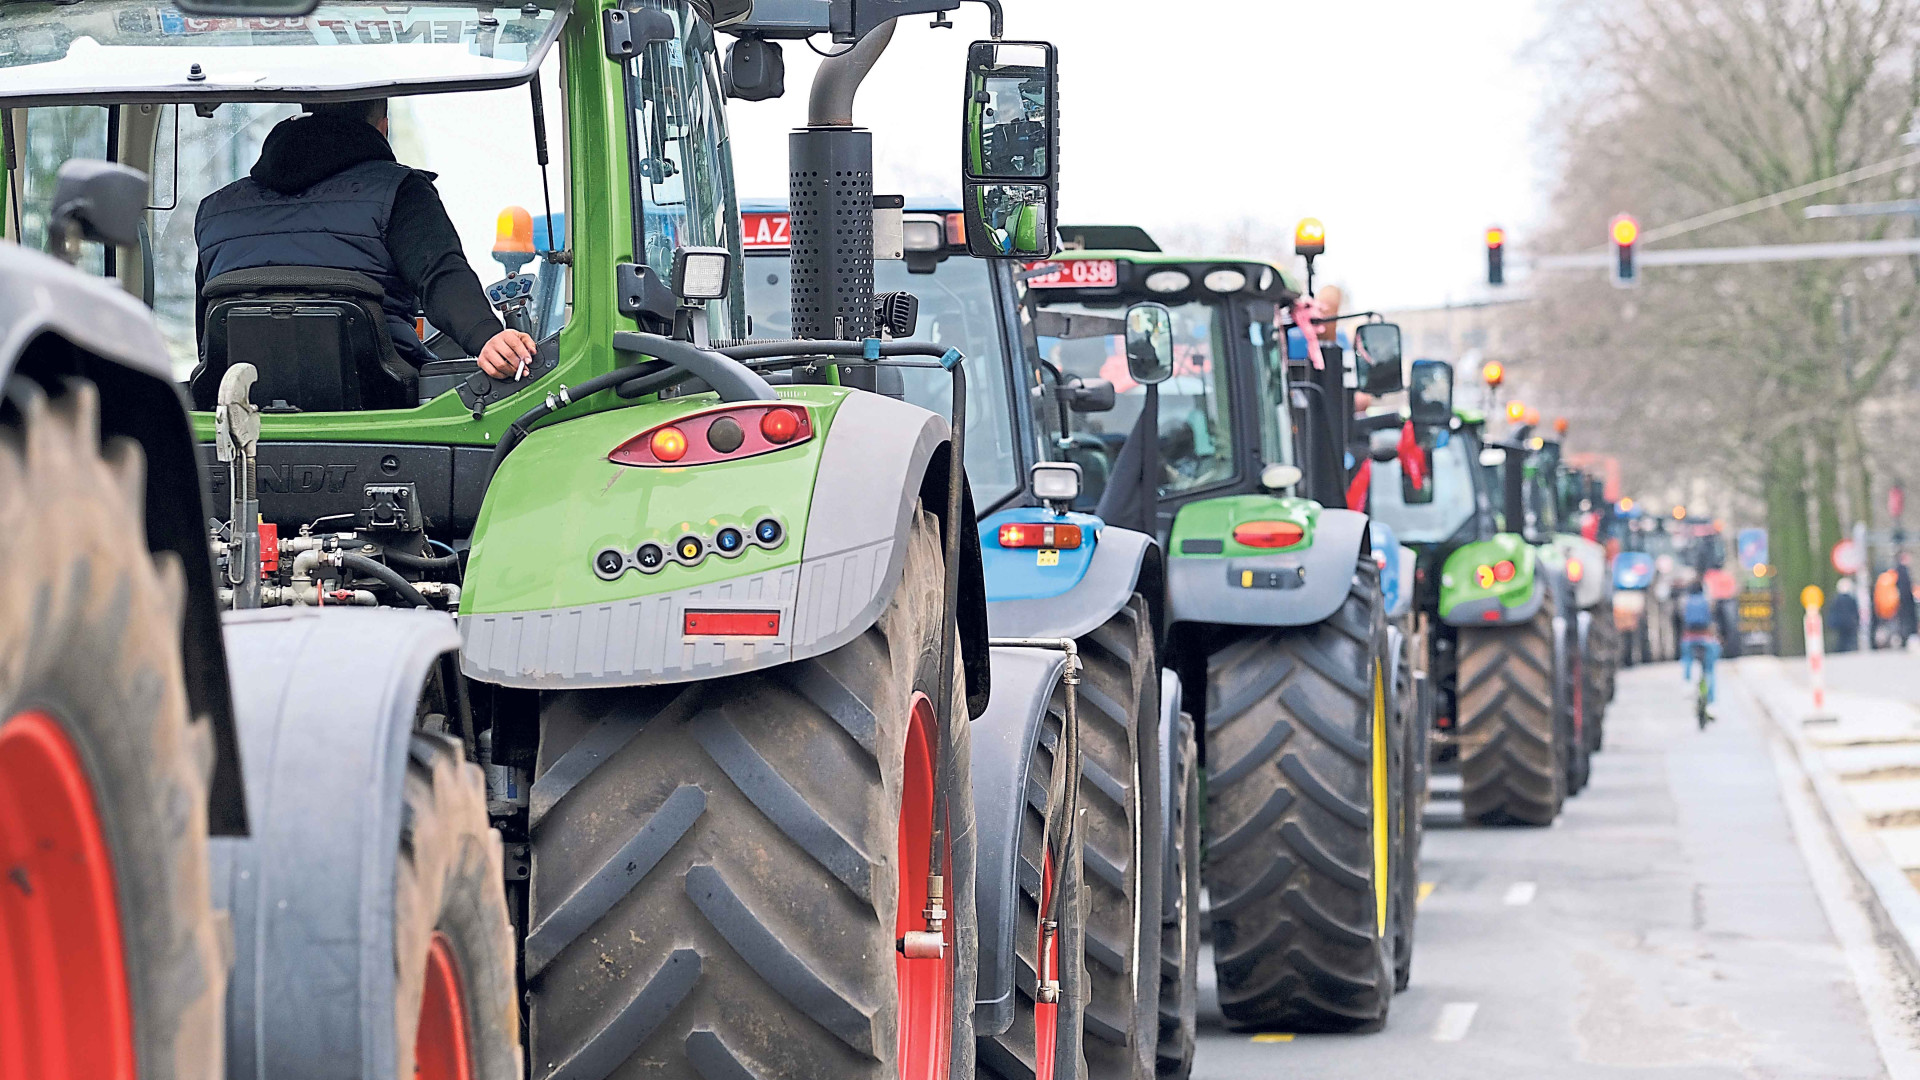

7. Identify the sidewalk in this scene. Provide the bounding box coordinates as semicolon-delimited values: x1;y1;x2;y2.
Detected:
1738;653;1920;982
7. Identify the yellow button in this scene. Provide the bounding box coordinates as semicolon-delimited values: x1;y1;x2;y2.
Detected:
1241;570;1254;588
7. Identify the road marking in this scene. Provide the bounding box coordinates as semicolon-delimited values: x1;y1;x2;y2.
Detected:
1433;1002;1479;1042
1503;881;1537;905
1249;1033;1293;1043
1417;880;1436;905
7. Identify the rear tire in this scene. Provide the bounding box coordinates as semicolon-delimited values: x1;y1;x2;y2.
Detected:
1581;627;1607;755
1388;633;1423;993
1202;560;1394;1033
0;379;225;1080
1077;597;1159;1080
1456;588;1564;826
525;508;977;1080
978;695;1087;1080
1152;714;1198;1079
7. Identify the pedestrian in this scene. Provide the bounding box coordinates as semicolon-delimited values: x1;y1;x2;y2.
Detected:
1827;578;1861;653
1898;552;1918;648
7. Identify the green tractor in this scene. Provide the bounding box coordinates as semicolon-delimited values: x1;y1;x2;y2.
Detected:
1;2;1106;1078
1023;245;1424;1031
1362;362;1581;825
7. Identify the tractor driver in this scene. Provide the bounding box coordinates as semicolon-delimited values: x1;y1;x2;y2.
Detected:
194;99;535;380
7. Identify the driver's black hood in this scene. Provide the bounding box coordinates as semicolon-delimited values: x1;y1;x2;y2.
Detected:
249;115;398;196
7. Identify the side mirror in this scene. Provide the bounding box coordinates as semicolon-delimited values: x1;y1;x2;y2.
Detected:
1355;322;1404;394
1067;377;1116;413
961;40;1059;259
1407;358;1453;428
47;160;148;263
1124;302;1175;385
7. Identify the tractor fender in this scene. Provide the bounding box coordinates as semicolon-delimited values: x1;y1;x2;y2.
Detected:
0;245;246;834
969;645;1072;1036
208;606;461;1080
1157;668;1184;923
985;525;1163;645
797;390;992;716
1166;507;1371;630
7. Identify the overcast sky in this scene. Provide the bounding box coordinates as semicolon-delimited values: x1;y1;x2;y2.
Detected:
725;0;1548;313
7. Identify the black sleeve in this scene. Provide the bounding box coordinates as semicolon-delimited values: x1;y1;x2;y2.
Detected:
385;174;503;356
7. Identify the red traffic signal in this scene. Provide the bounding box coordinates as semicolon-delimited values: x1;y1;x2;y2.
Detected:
1610;213;1638;287
1485;226;1505;286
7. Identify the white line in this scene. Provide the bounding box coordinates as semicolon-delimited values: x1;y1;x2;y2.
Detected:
1502;882;1537;906
1432;1002;1478;1042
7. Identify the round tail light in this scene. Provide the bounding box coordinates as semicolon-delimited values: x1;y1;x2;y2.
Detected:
761;408;800;443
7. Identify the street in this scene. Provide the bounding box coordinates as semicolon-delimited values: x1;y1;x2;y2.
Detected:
1192;658;1920;1079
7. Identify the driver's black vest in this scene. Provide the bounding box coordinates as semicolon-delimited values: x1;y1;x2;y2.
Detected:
195;160;433;365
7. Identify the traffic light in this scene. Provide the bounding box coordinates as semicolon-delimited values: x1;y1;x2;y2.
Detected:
1485;226;1505;286
1610;213;1638;287
1482;360;1505;388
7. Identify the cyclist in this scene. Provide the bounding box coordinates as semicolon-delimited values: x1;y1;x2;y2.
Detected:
1679;580;1720;706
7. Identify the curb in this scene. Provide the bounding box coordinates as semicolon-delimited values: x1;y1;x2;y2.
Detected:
1742;657;1920;986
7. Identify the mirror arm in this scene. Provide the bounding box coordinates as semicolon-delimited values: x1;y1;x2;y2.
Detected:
960;0;1003;38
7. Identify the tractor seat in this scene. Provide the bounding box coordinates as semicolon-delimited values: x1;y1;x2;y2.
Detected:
192;267;418;412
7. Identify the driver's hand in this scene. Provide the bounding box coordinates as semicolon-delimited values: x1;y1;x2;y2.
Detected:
477;329;537;379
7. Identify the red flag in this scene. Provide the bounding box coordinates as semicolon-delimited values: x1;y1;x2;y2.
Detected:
1347;458;1372;512
1397;421;1427;491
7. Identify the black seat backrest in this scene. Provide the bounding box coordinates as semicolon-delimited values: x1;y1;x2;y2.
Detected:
192;267;417;412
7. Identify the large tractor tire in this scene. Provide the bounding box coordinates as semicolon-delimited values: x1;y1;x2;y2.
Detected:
1581;626;1608;755
1388;635;1425;993
525;509;978;1080
1202;560;1395;1033
1456;588;1564;826
1153;714;1198;1079
978;699;1086;1080
0;379;226;1080
1077;597;1160;1080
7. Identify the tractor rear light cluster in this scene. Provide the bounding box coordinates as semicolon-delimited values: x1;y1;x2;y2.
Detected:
1233;521;1305;549
610;404;813;467
592;517;786;580
998;523;1083;550
1474;560;1517;588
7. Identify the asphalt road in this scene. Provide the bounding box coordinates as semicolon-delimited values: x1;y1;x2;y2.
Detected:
1189;659;1920;1079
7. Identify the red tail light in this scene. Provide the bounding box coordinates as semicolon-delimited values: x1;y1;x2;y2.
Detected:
1493;560;1516;582
1566;558;1584;583
998;523;1083;550
611;404;813;467
684;610;782;636
1234;521;1305;549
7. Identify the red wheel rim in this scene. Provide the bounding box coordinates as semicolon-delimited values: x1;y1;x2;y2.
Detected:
415;933;474;1080
0;709;135;1080
897;693;952;1080
1033;850;1058;1080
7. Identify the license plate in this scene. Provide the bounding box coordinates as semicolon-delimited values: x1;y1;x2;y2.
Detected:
1025;259;1118;289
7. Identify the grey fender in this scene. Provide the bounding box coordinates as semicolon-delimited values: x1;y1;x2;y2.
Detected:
987;525;1162;644
969;645;1071;1036
1166;507;1371;630
0;244;247;833
1157;668;1183;923
209;607;461;1080
1442;577;1546;628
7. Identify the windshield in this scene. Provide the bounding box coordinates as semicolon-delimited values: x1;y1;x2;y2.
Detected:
7;52;570;377
627;0;742;339
1248;311;1293;469
1036;297;1235;498
742;252;1025;510
0;0;561;103
1369;431;1482;544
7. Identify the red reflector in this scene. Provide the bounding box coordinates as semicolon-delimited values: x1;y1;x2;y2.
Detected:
1493;560;1515;582
1233;521;1305;548
684;610;781;636
998;523;1083;549
1482;610;1501;621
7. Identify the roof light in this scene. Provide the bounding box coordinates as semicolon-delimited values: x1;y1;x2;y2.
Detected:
1482;360;1505;387
494;205;534;254
672;246;732;301
1203;268;1248;293
1144;270;1191;294
999;523;1084;550
1233;521;1305;548
1553;416;1570;435
1294;217;1326;257
1505;401;1526;421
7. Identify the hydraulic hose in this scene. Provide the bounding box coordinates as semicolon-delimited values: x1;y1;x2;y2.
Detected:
380;547;462;574
337;552;431;609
